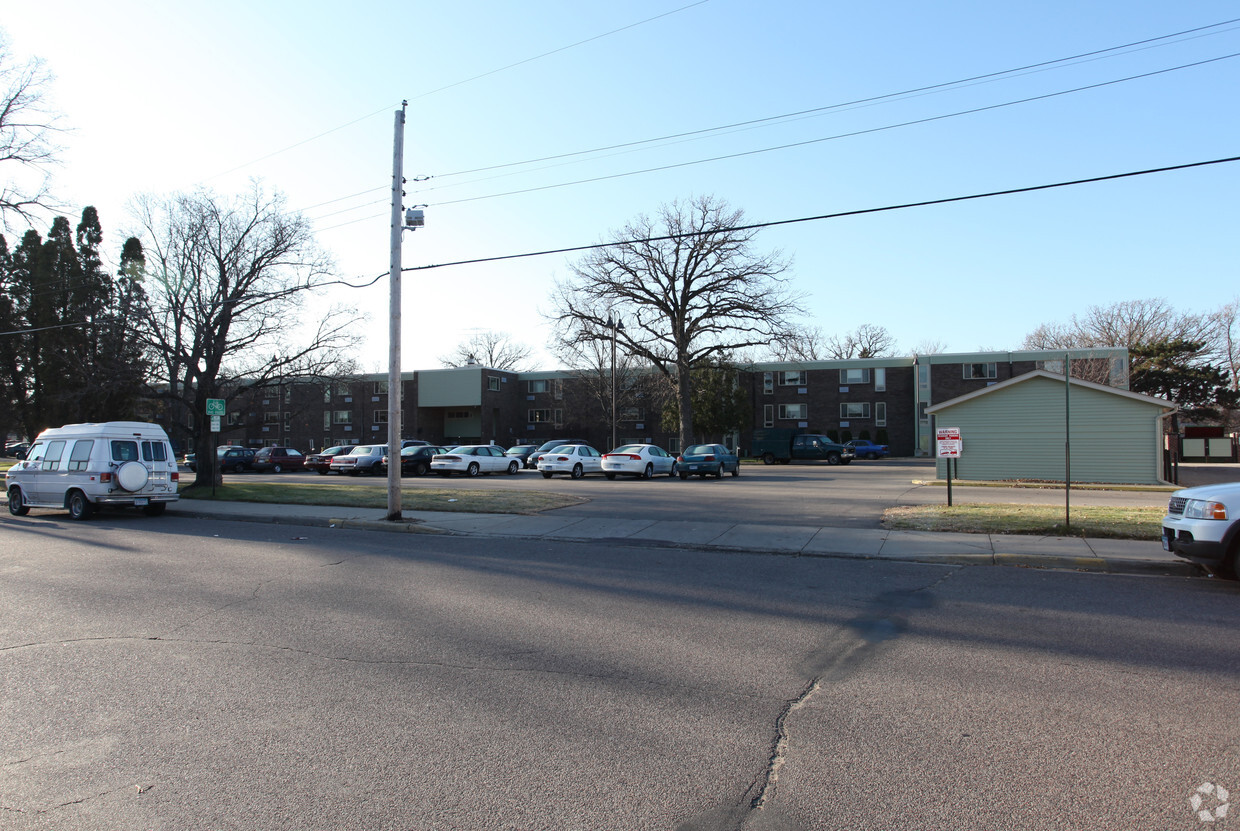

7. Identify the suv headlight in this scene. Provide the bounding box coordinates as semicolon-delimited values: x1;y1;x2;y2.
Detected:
1184;499;1229;520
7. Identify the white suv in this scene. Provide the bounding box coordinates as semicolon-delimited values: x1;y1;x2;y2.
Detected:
1162;482;1240;577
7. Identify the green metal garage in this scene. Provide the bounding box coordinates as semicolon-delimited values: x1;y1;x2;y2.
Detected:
926;370;1176;485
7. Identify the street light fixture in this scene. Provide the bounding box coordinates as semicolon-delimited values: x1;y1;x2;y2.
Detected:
606;314;624;452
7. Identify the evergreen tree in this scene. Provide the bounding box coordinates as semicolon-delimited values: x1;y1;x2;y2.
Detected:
1130;338;1240;424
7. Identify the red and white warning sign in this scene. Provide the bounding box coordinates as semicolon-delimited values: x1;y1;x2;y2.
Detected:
936;427;962;458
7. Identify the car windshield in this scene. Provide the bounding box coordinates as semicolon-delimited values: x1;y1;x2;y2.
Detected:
684;445;716;456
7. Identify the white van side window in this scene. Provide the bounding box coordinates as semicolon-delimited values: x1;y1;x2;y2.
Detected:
68;440;94;471
24;442;45;463
111;440;139;462
42;440;66;471
141;441;168;462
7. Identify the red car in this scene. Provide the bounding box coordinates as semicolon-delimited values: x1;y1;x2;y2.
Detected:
251;446;306;473
304;445;351;475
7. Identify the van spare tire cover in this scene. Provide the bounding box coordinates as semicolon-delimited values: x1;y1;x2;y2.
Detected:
116;461;149;492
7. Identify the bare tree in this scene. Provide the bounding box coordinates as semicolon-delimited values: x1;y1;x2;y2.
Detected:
438;330;532;371
911;338;948;355
1208;298;1240;431
0;35;60;230
769;323;897;360
549;195;803;446
131;184;361;486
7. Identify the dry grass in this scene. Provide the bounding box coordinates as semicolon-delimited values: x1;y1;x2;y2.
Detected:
179;481;585;514
882;503;1164;539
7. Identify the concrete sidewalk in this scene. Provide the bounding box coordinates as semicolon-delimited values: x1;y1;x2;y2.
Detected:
168;498;1202;578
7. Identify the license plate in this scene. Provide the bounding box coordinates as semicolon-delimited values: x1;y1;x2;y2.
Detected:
688;464;700;470
134;497;149;506
1161;532;1172;552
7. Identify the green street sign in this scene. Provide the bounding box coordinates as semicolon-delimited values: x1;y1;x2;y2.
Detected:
205;398;226;416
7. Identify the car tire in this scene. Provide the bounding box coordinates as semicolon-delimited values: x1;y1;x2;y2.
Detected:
866;453;877;460
541;471;553;479
714;466;724;479
642;464;653;480
825;452;841;466
467;462;480;477
317;468;328;475
762;453;775;465
272;463;283;474
143;503;167;517
679;471;689;480
507;461;519;475
67;490;93;521
570;464;584;480
731;464;740;477
8;487;29;516
415;462;429;476
605;473;616;481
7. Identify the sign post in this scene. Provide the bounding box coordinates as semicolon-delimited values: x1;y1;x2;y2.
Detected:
205;398;226;494
936;427;962;507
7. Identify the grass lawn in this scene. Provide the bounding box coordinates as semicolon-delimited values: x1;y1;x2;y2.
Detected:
882;503;1164;539
179;480;585;515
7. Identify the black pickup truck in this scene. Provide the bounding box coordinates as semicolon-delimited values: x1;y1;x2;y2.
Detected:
750;429;855;465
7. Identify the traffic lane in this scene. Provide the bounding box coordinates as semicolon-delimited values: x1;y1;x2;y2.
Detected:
0;514;947;829
5;517;1238;830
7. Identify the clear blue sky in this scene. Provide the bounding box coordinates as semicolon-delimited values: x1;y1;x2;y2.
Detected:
5;0;1239;371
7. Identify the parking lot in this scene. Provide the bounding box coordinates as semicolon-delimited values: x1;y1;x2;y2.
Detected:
227;458;1187;529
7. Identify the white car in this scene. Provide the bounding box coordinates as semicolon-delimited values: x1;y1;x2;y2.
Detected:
601;444;677;479
537;445;604;479
1162;481;1240;578
431;445;521;477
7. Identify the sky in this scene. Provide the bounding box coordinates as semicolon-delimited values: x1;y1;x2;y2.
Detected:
4;0;1238;373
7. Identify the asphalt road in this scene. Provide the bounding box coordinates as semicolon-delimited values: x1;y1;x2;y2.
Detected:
228;458;1201;528
3;514;1239;830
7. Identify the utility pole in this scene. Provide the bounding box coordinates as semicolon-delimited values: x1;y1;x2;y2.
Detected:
386;102;407;521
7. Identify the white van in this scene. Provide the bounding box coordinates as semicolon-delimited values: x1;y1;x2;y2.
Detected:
5;421;180;520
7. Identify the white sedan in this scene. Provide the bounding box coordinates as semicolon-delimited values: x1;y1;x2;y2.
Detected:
537;445;604;479
431;445;521;477
601;444;677;479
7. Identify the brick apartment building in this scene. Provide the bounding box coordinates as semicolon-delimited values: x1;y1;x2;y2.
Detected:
204;347;1129;458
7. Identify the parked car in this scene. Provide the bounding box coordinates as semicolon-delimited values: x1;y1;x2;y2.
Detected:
216;446;256;473
846;439;890;460
304;445;352;475
329;444;387;476
1162;481;1240;578
432;445;520;477
527;438;590;469
381;444;450;477
505;444;540;468
751;429;854;465
4;441;30;459
252;446;305;473
538;444;604;479
676;444;740;479
6;421;179;520
601;444;677;479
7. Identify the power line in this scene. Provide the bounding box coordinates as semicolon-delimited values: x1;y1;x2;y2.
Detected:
423;52;1240;208
400;155;1240;273
424;17;1240;182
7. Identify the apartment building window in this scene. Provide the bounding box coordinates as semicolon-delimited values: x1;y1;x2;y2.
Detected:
553;379;563;400
874;367;886;392
227;411;240;426
763;404;774;428
283;387;292;403
778;403;807;420
264;411;280;424
528;380;549;394
839;368;870;385
488;376;501;391
335;382;351;396
763;372;774;394
964;362;997;380
323;412;331;430
839;402;871;419
528;409;552;423
780;371;807;386
619;407;645;421
876;402;887;426
373;410;388;424
373;381;389;395
323;385;332;403
333;410;352;425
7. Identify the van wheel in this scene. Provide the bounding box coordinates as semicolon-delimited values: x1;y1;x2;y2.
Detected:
143;503;167;517
762;453;775;465
7;487;29;516
67;490;93;521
